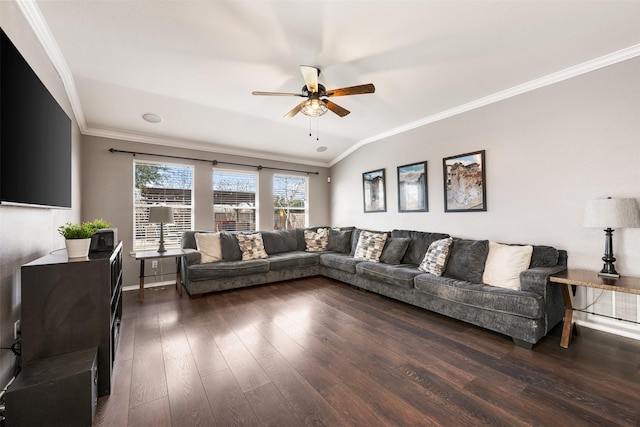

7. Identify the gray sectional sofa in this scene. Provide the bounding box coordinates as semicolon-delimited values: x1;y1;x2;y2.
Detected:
180;227;567;348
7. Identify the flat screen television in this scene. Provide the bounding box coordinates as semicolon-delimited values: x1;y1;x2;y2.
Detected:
1;28;72;209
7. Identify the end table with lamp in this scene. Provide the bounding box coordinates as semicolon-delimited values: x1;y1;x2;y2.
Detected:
134;205;185;301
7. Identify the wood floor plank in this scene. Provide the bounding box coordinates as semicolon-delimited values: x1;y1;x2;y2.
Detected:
127;396;172;427
165;354;217;427
202;368;262;426
93;278;640;426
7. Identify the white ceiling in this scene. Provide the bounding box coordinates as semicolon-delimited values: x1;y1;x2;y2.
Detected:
24;1;640;167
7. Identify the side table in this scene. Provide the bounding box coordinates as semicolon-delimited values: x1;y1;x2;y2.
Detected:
549;269;640;348
134;249;186;301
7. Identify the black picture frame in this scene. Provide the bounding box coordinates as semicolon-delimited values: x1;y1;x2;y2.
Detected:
397;161;428;212
443;150;486;212
362;169;386;213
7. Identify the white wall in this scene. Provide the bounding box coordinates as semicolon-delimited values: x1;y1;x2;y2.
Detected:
330;57;640;337
0;2;81;386
81;135;331;288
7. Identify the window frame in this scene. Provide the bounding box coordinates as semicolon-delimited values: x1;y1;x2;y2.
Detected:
133;159;194;251
212;168;259;232
273;173;309;230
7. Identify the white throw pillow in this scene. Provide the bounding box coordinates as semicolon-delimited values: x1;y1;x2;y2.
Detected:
419;237;453;276
482;242;533;290
194;232;222;263
236;233;268;260
353;231;388;262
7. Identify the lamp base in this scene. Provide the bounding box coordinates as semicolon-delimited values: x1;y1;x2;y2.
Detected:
157;243;167;253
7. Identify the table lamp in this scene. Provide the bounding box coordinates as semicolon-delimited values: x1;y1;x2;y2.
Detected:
583;197;640;278
149;206;174;253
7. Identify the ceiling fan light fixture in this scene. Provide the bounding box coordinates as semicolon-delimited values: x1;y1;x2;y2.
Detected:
300;99;327;117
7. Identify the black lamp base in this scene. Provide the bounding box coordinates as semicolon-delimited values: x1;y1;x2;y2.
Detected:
598;227;620;278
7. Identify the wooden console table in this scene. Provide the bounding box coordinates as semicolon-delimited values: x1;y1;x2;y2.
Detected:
549;269;640;348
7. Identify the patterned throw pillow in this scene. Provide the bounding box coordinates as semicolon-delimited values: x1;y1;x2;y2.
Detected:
419;237;453;276
305;228;329;252
235;233;268;260
194;232;222;263
353;231;388;262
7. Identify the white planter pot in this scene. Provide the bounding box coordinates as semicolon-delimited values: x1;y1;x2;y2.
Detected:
65;238;91;258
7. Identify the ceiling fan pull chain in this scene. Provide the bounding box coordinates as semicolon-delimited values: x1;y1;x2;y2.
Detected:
309;117;312;137
316;118;320;141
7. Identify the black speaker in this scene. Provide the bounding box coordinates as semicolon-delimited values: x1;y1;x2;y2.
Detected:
90;228;118;252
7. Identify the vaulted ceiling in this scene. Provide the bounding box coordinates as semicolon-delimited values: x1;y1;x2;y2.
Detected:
23;1;640;166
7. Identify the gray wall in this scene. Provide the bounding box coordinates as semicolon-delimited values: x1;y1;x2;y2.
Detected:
330;56;640;336
0;3;81;385
81;135;331;288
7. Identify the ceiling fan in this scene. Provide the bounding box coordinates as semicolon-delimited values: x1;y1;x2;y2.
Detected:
252;65;375;118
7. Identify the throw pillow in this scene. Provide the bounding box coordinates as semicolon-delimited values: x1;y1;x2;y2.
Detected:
380;237;411;265
443;239;489;283
419;237;453;276
305;228;329;252
326;229;352;253
235;233;268;260
482;242;533;290
194;232;222;263
353;230;388;262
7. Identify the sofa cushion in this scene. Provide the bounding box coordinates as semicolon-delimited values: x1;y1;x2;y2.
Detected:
444;238;489;283
530;245;559;268
268;251;320;270
188;259;270;281
236;233;268;260
356;262;423;288
379;237;411;265
391;229;450;265
220;232;242;261
327;228;352;253
319;253;364;274
262;230;298;255
194;232;222;263
305;228;329;251
414;274;543;319
419;237;453;276
354;231;388;262
482;242;533;290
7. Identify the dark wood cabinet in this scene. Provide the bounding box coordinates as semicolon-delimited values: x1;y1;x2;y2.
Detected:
20;242;123;396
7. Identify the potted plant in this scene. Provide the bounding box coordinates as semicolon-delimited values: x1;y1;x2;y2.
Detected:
58;219;112;258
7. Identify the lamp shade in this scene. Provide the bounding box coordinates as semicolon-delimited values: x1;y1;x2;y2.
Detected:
583;198;640;229
148;206;174;224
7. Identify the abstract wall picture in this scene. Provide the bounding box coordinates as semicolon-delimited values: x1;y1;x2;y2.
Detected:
363;169;386;213
397;161;427;212
443;150;486;212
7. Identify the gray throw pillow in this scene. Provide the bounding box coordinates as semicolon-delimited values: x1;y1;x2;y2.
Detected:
220;232;242;261
327;229;352;253
380;237;411;265
443;238;489;283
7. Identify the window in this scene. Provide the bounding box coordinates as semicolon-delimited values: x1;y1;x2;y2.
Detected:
134;161;193;250
213;169;257;231
273;174;308;230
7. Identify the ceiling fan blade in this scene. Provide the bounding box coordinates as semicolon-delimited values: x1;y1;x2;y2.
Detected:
252;91;303;97
284;101;306;118
300;65;319;93
323;100;350;117
325;83;375;97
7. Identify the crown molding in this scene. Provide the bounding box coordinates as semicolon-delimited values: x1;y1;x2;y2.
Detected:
329;43;640;167
17;0;87;132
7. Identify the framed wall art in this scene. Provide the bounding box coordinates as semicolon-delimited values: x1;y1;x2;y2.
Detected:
362;169;386;213
443;150;486;212
397;161;428;212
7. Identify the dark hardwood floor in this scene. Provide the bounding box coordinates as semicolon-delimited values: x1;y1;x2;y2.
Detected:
94;276;640;426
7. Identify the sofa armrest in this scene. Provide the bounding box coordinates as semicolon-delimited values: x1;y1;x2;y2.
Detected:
183;248;201;266
520;264;567;296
